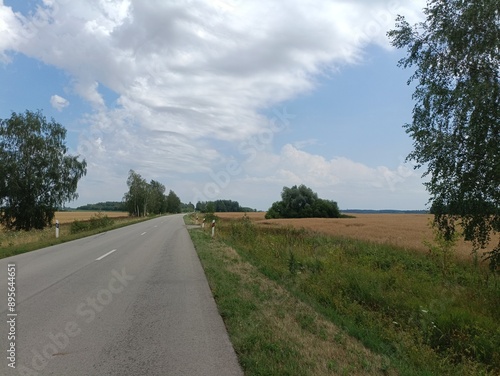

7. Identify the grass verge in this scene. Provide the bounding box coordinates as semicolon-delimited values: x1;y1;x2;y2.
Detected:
187;214;499;375
188;227;394;375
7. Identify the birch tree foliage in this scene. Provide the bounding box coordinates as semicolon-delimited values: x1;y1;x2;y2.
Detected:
388;0;500;270
0;110;87;230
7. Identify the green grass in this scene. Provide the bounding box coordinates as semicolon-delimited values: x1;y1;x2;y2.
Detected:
188;214;500;375
0;215;155;259
188;227;395;376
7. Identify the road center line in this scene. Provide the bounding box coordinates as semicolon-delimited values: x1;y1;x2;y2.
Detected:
96;249;117;261
141;232;147;236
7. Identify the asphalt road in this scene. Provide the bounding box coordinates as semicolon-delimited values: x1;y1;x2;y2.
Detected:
0;214;243;376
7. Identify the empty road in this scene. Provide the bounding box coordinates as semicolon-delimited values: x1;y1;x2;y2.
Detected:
0;214;242;375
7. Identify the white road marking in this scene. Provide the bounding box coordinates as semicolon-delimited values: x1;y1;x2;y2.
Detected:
141;232;147;236
96;249;117;261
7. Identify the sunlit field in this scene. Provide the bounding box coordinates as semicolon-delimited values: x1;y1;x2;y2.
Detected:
53;211;129;224
215;212;498;261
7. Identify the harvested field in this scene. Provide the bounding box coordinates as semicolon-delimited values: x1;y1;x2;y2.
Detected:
54;211;129;224
216;212;498;261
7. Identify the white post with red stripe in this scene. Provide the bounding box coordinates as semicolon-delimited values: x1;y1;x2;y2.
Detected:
211;220;215;238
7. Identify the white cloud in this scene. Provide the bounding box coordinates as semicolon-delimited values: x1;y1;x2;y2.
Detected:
186;144;428;210
243;143;422;191
2;1;426;138
0;0;427;208
50;94;69;111
292;139;319;149
0;2;22;62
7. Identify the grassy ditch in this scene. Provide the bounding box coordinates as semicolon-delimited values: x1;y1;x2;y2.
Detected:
187;214;499;375
189;227;394;375
0;213;153;259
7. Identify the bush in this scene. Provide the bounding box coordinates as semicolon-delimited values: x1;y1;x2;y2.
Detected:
265;185;341;219
70;220;89;234
70;213;114;234
203;212;218;223
89;213;114;228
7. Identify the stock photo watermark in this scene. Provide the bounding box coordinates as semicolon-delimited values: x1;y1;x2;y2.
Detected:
6;264;17;370
352;0;406;47
14;268;134;376
191;108;295;203
16;0;70;42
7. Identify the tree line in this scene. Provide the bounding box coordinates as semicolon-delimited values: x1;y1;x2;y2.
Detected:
195;200;255;213
123;170;181;216
76;201;126;211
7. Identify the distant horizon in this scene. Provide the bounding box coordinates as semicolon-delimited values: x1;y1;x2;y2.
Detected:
63;201;430;214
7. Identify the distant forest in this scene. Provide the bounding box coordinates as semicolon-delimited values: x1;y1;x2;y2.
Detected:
342;209;429;214
195;200;256;213
76;201;126;211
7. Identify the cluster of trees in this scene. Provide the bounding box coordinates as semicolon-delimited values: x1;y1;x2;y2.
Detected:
181;202;195;212
389;0;500;270
0;110;87;230
76;201;126;211
123;170;181;216
266;185;341;219
195;200;256;213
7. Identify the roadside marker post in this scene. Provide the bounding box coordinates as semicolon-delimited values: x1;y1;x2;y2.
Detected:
202;218;206;229
211;220;215;238
55;220;60;238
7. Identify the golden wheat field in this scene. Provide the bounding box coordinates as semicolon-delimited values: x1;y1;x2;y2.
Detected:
216;212;499;261
53;211;129;224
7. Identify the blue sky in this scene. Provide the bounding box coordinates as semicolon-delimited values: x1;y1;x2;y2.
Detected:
0;0;429;210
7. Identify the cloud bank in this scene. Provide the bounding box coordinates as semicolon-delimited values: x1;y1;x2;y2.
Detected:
0;0;427;208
